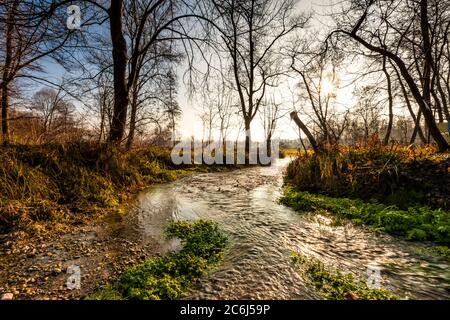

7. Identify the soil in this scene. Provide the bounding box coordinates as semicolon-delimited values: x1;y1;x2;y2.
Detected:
0;213;164;300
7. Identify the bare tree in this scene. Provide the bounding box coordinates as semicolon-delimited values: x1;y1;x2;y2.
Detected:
29;87;75;140
163;69;182;148
260;95;284;156
327;0;449;151
351;85;382;143
208;0;307;161
0;0;81;144
290;48;349;149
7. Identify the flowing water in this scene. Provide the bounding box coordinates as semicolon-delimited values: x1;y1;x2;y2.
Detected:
123;159;450;300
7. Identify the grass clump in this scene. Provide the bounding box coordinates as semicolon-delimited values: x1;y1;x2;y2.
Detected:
290;252;398;300
88;220;229;300
280;187;450;246
434;246;450;259
0;143;237;235
285;144;449;210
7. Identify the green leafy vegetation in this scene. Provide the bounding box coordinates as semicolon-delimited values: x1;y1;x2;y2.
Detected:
88;220;229;300
281;187;450;245
290;252;398;300
435;246;450;259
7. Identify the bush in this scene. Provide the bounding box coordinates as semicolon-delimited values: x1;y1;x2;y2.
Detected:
285;145;449;210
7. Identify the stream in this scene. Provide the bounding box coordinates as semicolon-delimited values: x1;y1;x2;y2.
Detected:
122;159;450;300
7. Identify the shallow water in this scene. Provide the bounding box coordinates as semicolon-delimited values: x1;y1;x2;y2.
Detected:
124;159;450;300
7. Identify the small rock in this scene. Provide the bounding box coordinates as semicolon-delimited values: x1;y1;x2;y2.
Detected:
345;292;359;300
1;293;14;300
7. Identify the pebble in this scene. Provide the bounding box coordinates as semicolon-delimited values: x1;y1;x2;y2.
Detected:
1;293;14;300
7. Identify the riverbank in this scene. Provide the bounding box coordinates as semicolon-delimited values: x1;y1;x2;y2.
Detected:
88;220;229;300
281;145;450;259
0;142;237;235
126;160;449;299
280;188;450;258
0;142;236;300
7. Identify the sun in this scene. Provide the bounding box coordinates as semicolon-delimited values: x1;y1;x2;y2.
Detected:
321;79;334;96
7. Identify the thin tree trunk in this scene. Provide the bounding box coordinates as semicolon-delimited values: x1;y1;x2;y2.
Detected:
98;102;105;144
392;63;426;143
436;79;449;121
411;110;423;144
1;2;15;145
266;134;272;158
290;111;320;154
382;57;394;145
108;0;129;144
126;95;137;150
244;117;251;163
1;82;10;145
171;116;176;148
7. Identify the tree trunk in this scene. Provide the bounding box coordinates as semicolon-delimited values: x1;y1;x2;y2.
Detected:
98;101;105;144
431;89;443;122
290;111;320;154
436;79;449;121
1;2;15;145
244;117;251;164
392;63;426;144
266;134;272;158
108;0;129;144
1;82;9;145
126;96;137;150
171;116;176;148
382;57;394;145
410;110;424;144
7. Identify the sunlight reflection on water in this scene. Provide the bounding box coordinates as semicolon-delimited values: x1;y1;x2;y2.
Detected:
123;159;450;300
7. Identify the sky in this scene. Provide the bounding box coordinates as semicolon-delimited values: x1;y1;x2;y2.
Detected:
176;0;353;142
23;0;394;143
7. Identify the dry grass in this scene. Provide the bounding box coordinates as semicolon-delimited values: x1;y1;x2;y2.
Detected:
0;142;219;235
285;143;450;209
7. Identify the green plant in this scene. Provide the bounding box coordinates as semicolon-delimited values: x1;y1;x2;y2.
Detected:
88;220;229;300
290;252;398;300
280;188;450;244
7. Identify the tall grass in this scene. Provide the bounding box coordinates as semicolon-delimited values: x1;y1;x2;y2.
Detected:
0;142;206;234
285;144;449;209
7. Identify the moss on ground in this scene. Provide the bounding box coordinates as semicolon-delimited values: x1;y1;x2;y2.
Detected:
88;220;228;300
281;187;450;246
290;252;398;300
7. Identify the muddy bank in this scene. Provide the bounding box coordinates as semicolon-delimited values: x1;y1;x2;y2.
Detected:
0;190;177;300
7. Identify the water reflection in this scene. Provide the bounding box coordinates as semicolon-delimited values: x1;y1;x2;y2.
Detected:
124;159;450;299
